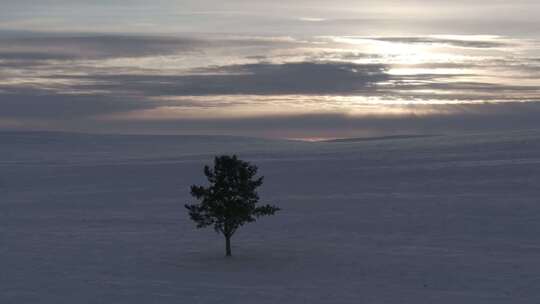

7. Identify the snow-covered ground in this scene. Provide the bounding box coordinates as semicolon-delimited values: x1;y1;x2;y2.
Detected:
2;130;540;303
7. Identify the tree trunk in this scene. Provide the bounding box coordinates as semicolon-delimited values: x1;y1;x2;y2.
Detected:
225;235;232;257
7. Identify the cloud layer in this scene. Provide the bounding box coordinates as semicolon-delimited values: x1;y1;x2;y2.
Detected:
0;32;539;138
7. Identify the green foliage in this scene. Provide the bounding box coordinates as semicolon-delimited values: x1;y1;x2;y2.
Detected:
185;155;280;241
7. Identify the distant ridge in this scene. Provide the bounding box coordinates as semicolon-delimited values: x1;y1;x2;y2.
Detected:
0;130;296;145
322;134;441;143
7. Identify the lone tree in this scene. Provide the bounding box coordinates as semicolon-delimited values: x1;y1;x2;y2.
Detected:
185;155;280;256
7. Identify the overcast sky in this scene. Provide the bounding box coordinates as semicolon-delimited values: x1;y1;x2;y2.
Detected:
1;1;539;139
2;1;540;35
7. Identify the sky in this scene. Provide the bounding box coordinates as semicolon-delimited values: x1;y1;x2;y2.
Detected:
1;0;540;139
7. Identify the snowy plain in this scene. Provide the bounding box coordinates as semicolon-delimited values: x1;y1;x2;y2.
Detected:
2;130;540;303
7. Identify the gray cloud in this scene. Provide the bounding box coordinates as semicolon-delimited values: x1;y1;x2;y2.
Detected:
0;90;156;119
57;61;535;102
0;34;204;61
49;62;391;96
1;58;536;125
0;51;75;61
353;36;511;49
0;33;306;63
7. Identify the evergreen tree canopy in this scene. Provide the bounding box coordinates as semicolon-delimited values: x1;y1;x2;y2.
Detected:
185;155;280;256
